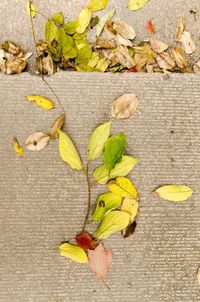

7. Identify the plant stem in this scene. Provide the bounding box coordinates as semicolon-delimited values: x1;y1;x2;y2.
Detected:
28;0;65;114
82;161;91;232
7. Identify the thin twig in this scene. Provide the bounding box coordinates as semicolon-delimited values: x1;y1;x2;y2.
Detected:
28;0;65;114
82;161;91;232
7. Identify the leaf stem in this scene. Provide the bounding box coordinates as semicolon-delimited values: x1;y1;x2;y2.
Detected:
82;161;91;232
28;0;65;114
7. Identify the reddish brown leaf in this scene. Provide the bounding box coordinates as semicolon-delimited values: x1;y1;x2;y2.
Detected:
75;232;96;250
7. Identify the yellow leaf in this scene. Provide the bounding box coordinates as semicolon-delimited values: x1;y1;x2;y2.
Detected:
59;243;88;263
128;0;148;11
95;210;130;239
87;0;108;12
154;185;193;202
88;121;111;160
26;95;55;110
108;177;138;199
58;130;83;170
12;137;24;157
26;2;37;18
76;7;92;34
121;199;138;222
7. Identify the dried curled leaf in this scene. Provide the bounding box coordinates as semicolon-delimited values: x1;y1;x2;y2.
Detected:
171;48;188;69
75;232;96;250
156;53;175;70
88;242;112;278
76;7;92;34
95;210;130;239
12;137;24;157
50;114;65;139
58;130;83;170
26;95;55;110
180;31;195;55
150;38;168;54
116;45;135;68
59;242;88;264
193;60;200;73
87;0;108;12
154;185;193;202
88;121;111;160
111;93;139;119
175;17;186;42
96;8;116;37
26;132;50;151
108;177;138;199
128;0;148;11
113;21;136;40
92;192;122;221
122;220;137;238
26;2;37;18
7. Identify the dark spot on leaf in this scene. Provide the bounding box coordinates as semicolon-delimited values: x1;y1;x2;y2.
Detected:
99;200;105;207
33;140;37;146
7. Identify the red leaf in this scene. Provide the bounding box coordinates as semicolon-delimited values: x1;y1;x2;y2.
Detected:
75;232;96;250
146;20;155;33
88;242;112;278
128;66;138;72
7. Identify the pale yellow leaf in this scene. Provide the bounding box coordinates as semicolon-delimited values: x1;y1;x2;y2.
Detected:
87;0;108;12
121;199;138;222
128;0;148;11
154;185;193;202
26;2;37;18
93;165;109;184
76;7;92;34
26;95;55;110
111;93;139;119
108;176;138;199
59;243;88;263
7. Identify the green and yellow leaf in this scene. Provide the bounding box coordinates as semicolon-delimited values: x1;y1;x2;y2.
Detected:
26;95;55;110
128;0;148;11
93;165;109;184
109;155;139;179
88;121;111;160
92;192;122;221
45;19;59;42
58;130;83;170
76;7;92;34
59;243;88;263
52;12;64;26
12;137;24;157
154;185;193;202
64;21;78;35
95;210;130;239
108;176;138;199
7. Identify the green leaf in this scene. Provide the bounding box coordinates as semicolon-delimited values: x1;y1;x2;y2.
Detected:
88;122;111;160
59;243;88;263
103;132;126;171
154;185;193;202
75;44;92;64
128;0;148;11
52;12;64;26
58;130;83;170
96;58;109;72
95;210;130;239
87;0;109;12
58;28;74;52
76;7;92;34
63;45;78;59
92;192;122;221
45;19;59;42
109;155;139;179
75;64;95;72
96;8;116;37
87;52;99;68
73;32;87;40
64;21;78;35
93;165;109;184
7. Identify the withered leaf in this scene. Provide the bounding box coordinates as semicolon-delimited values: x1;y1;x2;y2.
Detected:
50;114;65;139
113;21;136;40
180;31;196;54
111;93;139;119
150;38;168;54
121;220;137;238
156;53;175;70
193;60;200;73
171;48;188;68
175;17;186;42
12;137;24;157
116;45;135;68
26;132;50;151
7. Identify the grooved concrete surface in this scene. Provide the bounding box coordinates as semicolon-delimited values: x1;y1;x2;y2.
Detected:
0;72;200;302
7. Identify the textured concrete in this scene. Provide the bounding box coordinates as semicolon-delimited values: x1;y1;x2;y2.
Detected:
0;72;200;301
0;0;200;71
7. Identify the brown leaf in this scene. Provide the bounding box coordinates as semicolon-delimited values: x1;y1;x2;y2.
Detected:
175;17;186;42
50;114;65;139
180;31;195;54
113;21;136;40
116;34;133;47
156;52;175;70
26;132;50;151
94;38;116;49
121;220;137;238
88;242;112;279
1;40;23;55
116;45;135;68
150;38;168;54
36;55;56;75
111;93;139;119
171;48;188;68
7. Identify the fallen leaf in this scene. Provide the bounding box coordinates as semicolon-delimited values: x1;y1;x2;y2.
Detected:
116;45;135;68
171;48;188;68
113;21;136;40
154;185;193;202
26;95;55;110
116;34;133;47
88;121;111;160
58;130;83;170
59;242;88;263
180;31;195;54
121;198;138;222
12;137;24;157
109;155;139;179
75;232;96;250
175;17;186;42
36;54;56;75
88;242;112;278
103;132;126;171
26;2;37;18
96;8;116;37
76;7;92;34
95;210;130;239
111;93;138;119
156;52;175;70
50;114;65;139
128;0;148;11
92;192;122;221
87;0;108;12
108;176;138;199
146;20;155;33
26;132;50;151
122;220;137;238
150;38;168;54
